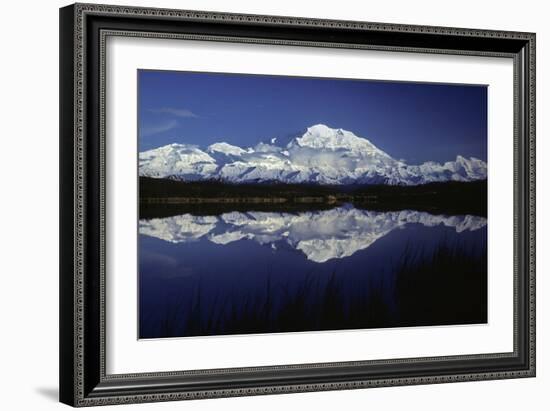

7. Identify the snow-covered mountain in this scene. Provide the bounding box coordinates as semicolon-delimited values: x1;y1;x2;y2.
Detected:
139;124;487;185
139;207;487;263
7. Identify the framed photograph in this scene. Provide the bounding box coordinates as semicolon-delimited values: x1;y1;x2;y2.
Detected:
59;3;536;407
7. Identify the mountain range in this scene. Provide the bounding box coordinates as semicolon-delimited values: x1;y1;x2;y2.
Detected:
139;124;487;186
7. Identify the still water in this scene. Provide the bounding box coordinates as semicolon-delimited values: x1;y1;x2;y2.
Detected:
139;205;487;339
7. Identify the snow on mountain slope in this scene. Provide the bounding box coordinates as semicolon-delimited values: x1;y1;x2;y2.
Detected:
139;143;217;179
139;124;487;185
206;142;247;157
139;207;487;263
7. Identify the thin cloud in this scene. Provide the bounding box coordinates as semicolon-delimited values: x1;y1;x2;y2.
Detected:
148;107;199;118
140;120;178;137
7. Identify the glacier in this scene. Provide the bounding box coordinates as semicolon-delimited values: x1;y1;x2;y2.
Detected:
139;207;487;263
139;124;487;185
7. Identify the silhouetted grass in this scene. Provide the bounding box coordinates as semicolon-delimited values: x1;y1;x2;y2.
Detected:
393;239;487;326
140;240;487;338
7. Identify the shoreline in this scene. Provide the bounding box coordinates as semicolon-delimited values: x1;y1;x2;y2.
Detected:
138;176;487;218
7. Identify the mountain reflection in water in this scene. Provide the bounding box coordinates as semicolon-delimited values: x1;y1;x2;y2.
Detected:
139;205;487;263
138;205;487;338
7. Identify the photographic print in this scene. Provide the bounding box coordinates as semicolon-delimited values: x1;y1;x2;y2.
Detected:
138;70;488;339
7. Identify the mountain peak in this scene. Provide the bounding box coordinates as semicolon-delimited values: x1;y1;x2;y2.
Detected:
289;124;394;165
306;123;335;135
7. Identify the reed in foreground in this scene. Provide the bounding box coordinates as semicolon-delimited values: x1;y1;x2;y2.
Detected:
140;240;487;338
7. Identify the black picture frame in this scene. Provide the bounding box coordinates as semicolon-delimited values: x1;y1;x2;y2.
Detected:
59;3;536;407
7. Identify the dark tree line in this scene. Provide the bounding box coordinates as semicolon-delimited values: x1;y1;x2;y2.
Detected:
139;176;487;218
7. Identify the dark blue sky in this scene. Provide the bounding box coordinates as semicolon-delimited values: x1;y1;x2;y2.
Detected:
138;70;487;164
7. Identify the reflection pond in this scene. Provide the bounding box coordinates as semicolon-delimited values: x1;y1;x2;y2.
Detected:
139;205;487;338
